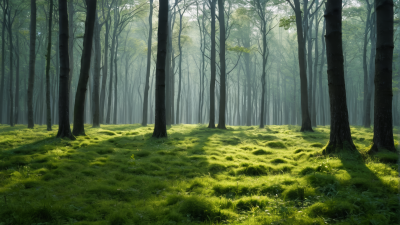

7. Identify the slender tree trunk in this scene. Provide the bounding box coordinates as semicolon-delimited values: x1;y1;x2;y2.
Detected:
217;0;226;129
152;0;168;138
324;0;355;153
45;0;54;131
363;7;372;127
370;0;396;152
113;36;118;124
292;0;313;131
68;0;74;121
100;21;109;123
0;0;5;124
15;29;19;124
8;7;14;127
208;0;216;128
176;12;184;124
57;0;75;140
142;0;153;126
72;0;96;136
106;24;117;124
318;20;326;126
365;12;376;128
92;11;101;127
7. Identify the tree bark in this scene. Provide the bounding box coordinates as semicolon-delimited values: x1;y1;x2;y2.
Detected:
176;11;184;124
57;0;75;140
113;35;118;124
290;0;313;132
217;0;226;129
72;0;96;136
318;19;326;126
208;0;216;128
45;0;54;131
7;3;14;127
14;28;19;124
0;0;6;124
152;0;168;138
370;0;396;153
142;0;153;126
323;0;355;154
68;0;74;121
92;11;101;127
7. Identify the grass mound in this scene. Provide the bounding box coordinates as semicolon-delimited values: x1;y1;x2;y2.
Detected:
0;124;397;225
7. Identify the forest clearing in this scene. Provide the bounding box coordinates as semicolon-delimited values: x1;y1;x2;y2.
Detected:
0;124;398;224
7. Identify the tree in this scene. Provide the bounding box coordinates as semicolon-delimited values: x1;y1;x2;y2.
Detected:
370;0;396;153
208;0;216;128
152;0;168;138
323;0;355;153
27;0;36;129
217;0;226;129
72;0;97;136
92;11;101;127
57;0;75;140
142;0;153;126
45;0;54;131
286;0;313;132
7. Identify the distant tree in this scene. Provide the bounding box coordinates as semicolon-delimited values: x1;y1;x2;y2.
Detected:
208;0;216;128
45;0;54;131
72;0;97;136
142;0;153;126
57;0;75;140
92;11;101;128
152;0;168;138
323;0;355;153
370;0;396;153
27;0;36;128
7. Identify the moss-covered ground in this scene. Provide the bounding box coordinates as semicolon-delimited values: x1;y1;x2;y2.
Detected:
0;124;399;225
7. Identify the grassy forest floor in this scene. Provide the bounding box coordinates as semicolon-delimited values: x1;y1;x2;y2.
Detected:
0;124;399;225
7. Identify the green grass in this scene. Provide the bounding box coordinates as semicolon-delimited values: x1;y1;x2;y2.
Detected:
0;124;398;225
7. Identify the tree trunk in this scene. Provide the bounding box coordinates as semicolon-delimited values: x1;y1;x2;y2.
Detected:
208;0;216;128
217;0;226;129
8;6;14;127
365;12;376;128
113;36;118;124
72;0;96;136
45;0;54;131
323;0;355;154
15;29;19;124
100;21;109;123
152;0;168;138
0;0;5;124
68;0;74;121
363;6;372;127
92;11;101;127
57;0;75;140
176;12;183;124
292;0;313;132
318;20;326;126
142;0;153;126
370;0;396;153
106;23;117;124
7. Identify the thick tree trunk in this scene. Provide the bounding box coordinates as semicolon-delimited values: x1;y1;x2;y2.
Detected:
323;0;355;154
208;0;216;128
370;0;395;153
45;0;54;131
57;0;75;140
142;0;153;126
92;11;101;127
72;0;96;136
292;0;313;132
152;0;168;138
217;0;226;129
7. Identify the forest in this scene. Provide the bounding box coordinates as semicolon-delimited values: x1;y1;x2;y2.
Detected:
0;0;399;224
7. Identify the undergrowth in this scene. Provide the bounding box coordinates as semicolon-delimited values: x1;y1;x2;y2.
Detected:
0;124;398;225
